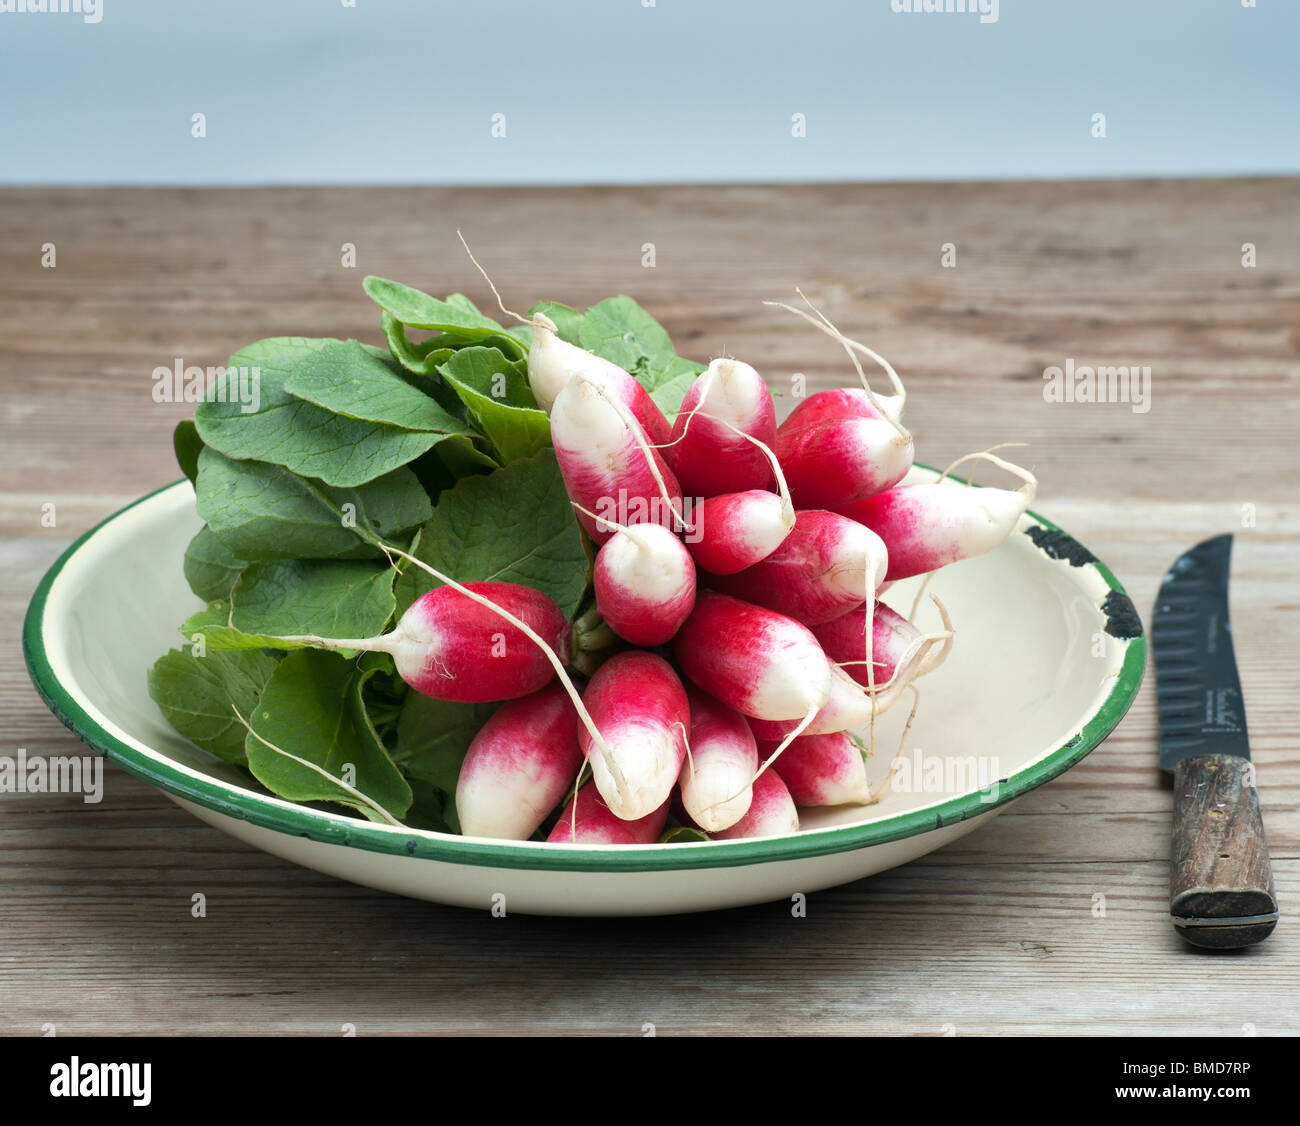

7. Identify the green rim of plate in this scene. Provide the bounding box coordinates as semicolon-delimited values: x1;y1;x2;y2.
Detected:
23;477;1146;874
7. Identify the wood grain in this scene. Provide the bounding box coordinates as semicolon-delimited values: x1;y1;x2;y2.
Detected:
1;182;1298;1035
1171;755;1278;948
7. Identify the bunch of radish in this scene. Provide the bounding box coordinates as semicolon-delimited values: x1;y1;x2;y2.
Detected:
259;296;1037;844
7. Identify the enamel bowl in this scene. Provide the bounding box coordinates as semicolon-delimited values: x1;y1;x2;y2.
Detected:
23;470;1145;916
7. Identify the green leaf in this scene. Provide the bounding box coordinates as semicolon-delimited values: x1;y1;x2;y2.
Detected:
195;445;431;561
392;693;499;794
528;301;585;344
394;448;589;620
364;277;526;358
659;825;711;844
174;419;203;486
183;525;248;601
179;603;313;652
577;296;704;413
195;337;443;487
148;646;281;764
382;313;456;376
283;338;475;435
190;558;396;650
647;355;706;416
409;439;499;502
578;296;675;381
245;650;412;823
437;346;551;464
402;776;456;833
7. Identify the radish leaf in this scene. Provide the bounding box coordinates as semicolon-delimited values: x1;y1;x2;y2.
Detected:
148;647;281;765
438;346;550;464
393;448;588;619
195;446;431;560
393;694;500;794
183;526;247;601
283;339;473;434
196;337;446;488
246;650;412;823
181;558;397;651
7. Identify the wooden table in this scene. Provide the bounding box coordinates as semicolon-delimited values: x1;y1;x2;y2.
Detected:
2;182;1297;1035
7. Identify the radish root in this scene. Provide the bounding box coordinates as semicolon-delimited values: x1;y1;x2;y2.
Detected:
763;292;908;427
936;445;1037;502
232;705;404;827
456;229;529;327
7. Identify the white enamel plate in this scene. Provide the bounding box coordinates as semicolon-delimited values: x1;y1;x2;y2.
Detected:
24;469;1145;916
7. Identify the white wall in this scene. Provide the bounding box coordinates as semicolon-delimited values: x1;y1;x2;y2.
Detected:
1;0;1295;184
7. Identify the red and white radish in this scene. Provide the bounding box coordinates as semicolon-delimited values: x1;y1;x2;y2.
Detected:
838;450;1037;582
765;293;908;422
812;599;952;693
456;682;582;840
585;509;696;646
685;489;793;575
579;650;690;821
747;660;885;741
527;312;672;443
678;687;759;833
673;593;831;723
281;580;570;704
775;413;914;510
550;375;684;545
761;731;874;807
781;386;900;431
547;781;669;844
664;358;777;496
709;769;800;840
279;544;635;813
704;509;888;626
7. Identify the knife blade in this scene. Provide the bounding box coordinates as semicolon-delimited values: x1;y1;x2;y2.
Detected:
1152;534;1277;948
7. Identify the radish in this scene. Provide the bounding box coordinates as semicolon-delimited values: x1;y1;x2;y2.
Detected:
704;509;888;626
749;600;954;740
838;450;1037;582
583;507;696;646
456;682;582;840
811;599;952;692
547;781;669;844
664;358;776;496
765;292;908;422
762;731;873;807
709;769;799;840
781;386;901;430
281;580;570;704
685;489;793;575
550;375;684;545
579;650;689;821
764;294;914;509
527;312;671;443
775;413;913;510
277;543;635;813
678;687;759;832
746;661;883;741
673;593;831;723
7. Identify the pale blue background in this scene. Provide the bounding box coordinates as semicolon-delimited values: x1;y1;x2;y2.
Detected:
1;0;1295;184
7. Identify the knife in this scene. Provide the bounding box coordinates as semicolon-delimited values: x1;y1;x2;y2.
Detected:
1152;534;1277;949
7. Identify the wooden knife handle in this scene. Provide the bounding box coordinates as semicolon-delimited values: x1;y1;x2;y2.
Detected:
1171;754;1277;948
